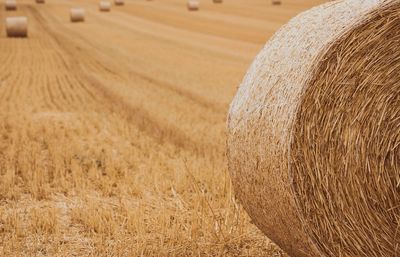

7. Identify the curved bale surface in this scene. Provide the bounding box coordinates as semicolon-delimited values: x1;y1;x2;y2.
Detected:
70;8;85;22
227;0;400;257
6;16;27;37
5;0;17;11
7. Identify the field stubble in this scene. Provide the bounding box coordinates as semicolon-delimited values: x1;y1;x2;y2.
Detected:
0;0;324;256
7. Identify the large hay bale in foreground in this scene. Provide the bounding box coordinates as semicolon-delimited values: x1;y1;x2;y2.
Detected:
6;16;27;37
187;0;199;11
99;1;111;12
227;0;400;257
5;0;17;11
70;8;85;22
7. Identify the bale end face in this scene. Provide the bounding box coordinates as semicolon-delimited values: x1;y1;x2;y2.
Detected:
6;16;27;37
70;8;85;23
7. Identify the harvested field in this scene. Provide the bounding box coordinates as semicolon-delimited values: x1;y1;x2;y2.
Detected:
0;0;326;256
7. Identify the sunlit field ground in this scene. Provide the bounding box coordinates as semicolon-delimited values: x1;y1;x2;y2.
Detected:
0;0;325;256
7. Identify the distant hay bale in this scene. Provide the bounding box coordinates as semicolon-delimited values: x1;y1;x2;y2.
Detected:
6;16;27;37
5;0;17;10
99;1;111;12
70;8;85;22
227;1;400;257
213;0;222;3
35;0;44;4
115;0;124;6
187;0;199;11
271;0;281;5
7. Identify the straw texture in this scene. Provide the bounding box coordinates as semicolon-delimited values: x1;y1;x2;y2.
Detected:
6;16;27;37
227;0;399;257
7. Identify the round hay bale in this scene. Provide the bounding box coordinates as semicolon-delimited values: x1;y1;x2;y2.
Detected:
35;0;44;4
187;0;199;11
227;0;400;257
114;0;124;6
213;0;222;3
271;0;281;5
99;1;111;12
6;16;27;37
70;8;85;22
5;0;17;11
